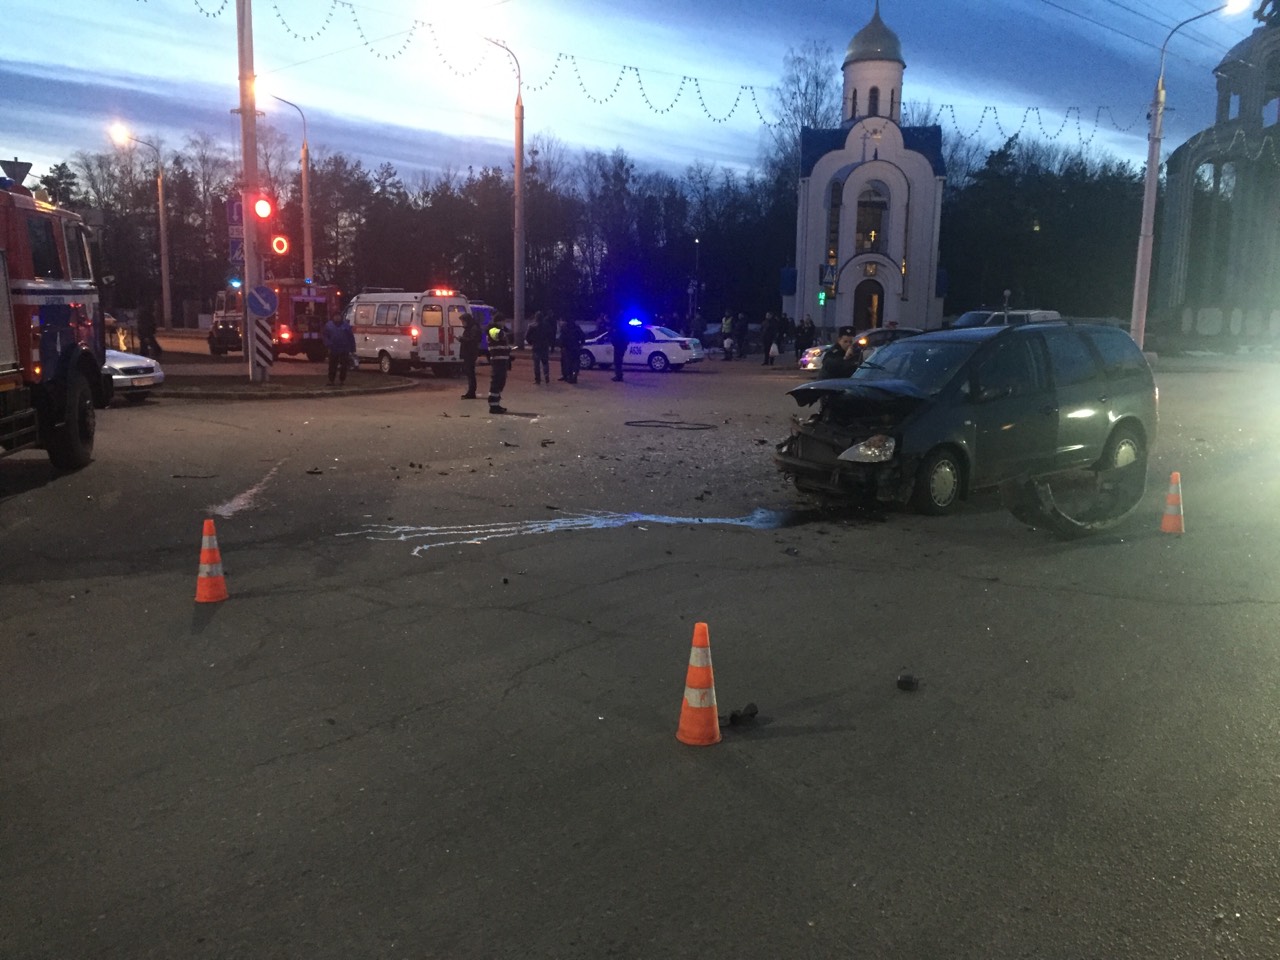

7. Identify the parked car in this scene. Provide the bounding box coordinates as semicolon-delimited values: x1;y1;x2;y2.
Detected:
774;322;1156;537
580;324;705;372
949;309;1061;328
103;349;165;404
208;317;243;355
798;326;924;372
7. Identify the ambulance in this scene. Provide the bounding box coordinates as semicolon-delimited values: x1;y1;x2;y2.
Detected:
345;288;473;375
0;165;110;469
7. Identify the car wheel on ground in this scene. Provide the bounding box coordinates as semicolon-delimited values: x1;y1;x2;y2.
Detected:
1002;423;1149;539
378;351;393;375
47;370;95;470
579;349;597;370
910;446;964;515
648;352;670;372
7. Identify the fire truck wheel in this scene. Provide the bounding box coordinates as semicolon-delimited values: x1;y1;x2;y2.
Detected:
48;370;96;470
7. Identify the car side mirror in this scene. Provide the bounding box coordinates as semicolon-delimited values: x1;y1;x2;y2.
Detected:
976;384;1012;403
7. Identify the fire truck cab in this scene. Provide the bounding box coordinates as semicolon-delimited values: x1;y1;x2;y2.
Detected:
0;170;109;469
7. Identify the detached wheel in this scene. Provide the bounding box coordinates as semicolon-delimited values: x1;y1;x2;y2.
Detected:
1002;424;1148;539
378;351;394;375
910;447;963;515
648;351;670;372
47;370;95;470
579;349;597;370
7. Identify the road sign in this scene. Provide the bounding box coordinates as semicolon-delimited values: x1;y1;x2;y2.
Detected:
226;197;244;228
247;284;278;319
819;264;836;286
228;238;245;265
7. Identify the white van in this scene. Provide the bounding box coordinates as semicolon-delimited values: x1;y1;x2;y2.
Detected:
346;288;473;374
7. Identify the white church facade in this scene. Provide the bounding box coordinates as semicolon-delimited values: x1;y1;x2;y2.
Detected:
788;2;947;333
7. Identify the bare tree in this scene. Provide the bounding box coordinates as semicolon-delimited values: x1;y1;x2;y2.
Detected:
761;40;842;185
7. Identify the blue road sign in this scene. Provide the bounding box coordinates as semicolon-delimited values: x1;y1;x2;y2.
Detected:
226;197;244;228
247;284;278;319
229;238;245;265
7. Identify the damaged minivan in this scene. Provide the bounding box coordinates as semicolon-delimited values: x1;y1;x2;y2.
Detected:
774;322;1157;537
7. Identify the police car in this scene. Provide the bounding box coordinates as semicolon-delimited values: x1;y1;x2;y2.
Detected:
580;322;705;372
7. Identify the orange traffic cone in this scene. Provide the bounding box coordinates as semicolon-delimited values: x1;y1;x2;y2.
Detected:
1160;471;1185;534
195;518;229;602
676;622;721;746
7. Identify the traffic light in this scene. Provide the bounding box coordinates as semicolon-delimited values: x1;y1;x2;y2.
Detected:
270;234;289;256
252;196;274;220
817;288;827;306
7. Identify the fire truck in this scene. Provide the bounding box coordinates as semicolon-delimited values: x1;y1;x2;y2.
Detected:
0;166;110;469
210;278;342;362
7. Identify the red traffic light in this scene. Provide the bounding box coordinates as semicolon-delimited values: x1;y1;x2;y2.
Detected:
253;197;274;219
270;235;290;255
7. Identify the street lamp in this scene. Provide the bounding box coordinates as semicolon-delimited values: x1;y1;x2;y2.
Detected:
1129;0;1250;350
486;38;525;343
271;94;314;283
110;122;172;330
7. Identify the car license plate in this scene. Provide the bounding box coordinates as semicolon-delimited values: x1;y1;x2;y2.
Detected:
131;377;154;387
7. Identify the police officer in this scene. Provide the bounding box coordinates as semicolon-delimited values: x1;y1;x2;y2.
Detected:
459;311;481;399
486;320;514;413
820;326;863;379
609;314;631;382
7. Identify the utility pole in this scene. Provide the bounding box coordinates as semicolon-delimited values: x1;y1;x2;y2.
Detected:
236;0;268;382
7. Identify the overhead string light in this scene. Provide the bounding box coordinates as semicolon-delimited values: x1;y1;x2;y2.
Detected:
189;0;1262;153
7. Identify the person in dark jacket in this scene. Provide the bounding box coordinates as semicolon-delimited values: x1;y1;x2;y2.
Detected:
794;314;817;360
525;311;554;384
760;312;780;366
138;300;163;358
458;311;482;398
322;312;357;386
732;312;750;359
609;315;632;382
486;321;514;413
819;326;863;379
558;317;584;384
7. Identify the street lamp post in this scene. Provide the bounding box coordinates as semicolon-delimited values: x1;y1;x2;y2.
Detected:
110;124;172;330
1129;0;1250;350
272;94;314;282
487;38;525;343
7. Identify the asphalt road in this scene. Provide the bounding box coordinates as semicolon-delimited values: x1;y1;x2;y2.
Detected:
3;348;1280;959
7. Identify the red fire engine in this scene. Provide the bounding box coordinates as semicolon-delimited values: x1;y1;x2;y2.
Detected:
0;167;110;469
268;278;343;362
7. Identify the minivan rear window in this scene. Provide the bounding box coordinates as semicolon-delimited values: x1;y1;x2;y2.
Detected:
1082;327;1147;379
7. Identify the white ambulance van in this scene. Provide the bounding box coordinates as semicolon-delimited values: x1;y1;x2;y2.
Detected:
345;288;473;375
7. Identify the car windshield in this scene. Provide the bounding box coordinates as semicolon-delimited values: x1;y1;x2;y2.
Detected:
651;326;681;339
849;338;979;395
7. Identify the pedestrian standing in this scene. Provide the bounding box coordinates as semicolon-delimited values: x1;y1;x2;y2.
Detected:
322;310;357;386
526;311;553;384
558;317;584;383
138;300;163;358
733;312;750;359
760;312;780;366
720;312;734;360
795;314;817;360
609;315;632;382
458;311;482;399
486;320;514;413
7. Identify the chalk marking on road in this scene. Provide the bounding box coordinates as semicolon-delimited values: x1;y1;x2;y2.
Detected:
209;461;284;518
339;508;786;556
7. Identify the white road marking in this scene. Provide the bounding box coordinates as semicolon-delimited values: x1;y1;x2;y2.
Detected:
340;508;784;556
209;461;284;518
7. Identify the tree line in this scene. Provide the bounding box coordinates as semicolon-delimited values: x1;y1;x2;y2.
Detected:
35;45;1155;327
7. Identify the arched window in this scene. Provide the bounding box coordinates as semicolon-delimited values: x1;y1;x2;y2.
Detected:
826;181;843;266
851;89;858;119
856;182;889;254
868;87;881;117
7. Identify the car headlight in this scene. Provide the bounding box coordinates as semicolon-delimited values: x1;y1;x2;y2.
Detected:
837;434;896;463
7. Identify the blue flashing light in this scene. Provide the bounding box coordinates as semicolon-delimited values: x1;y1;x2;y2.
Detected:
627;318;642;326
229;277;243;289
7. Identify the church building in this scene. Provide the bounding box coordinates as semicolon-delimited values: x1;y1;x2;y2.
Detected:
789;2;947;332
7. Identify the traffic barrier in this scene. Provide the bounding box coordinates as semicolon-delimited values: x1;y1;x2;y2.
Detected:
1160;471;1185;535
195;518;229;602
676;622;721;746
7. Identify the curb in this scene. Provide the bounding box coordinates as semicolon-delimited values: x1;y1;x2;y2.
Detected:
152;377;421;401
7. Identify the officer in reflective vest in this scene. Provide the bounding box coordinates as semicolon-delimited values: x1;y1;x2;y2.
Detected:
486;322;513;414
